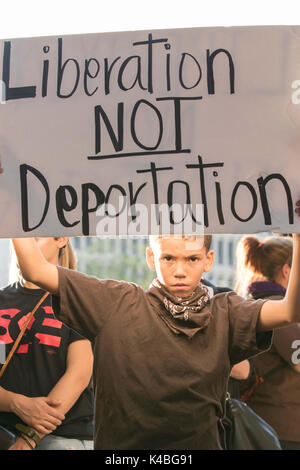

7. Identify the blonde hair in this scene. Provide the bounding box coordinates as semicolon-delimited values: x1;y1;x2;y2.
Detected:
149;234;212;252
57;240;77;270
9;238;77;283
235;235;292;296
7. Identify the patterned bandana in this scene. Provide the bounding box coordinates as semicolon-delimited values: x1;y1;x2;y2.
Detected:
148;279;212;338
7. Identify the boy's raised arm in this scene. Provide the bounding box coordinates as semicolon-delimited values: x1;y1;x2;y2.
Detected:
12;238;59;295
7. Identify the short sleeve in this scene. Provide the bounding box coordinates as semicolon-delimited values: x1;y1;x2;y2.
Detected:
66;325;87;345
273;323;300;365
52;266;138;341
226;292;273;365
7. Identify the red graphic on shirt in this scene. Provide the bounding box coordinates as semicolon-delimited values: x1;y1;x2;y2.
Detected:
42;318;62;329
0;305;63;354
35;333;61;348
42;306;54;315
17;344;30;354
18;312;35;330
0;309;20;344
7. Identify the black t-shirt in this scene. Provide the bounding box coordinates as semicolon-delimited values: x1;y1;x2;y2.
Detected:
0;282;94;439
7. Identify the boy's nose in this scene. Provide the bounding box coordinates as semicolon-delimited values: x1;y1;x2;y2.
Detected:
174;262;186;277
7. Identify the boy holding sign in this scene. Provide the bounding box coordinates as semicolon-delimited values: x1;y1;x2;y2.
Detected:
11;205;300;450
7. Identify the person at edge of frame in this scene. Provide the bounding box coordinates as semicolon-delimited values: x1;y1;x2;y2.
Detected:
235;234;300;450
0;238;94;450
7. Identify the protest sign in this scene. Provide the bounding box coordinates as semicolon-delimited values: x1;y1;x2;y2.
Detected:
0;25;300;236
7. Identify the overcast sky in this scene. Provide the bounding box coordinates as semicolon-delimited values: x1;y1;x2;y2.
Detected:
1;0;299;39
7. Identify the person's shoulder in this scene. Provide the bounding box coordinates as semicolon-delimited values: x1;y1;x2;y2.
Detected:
0;281;19;295
0;282;22;308
210;289;236;305
202;278;233;297
210;290;254;318
57;266;146;298
57;266;126;286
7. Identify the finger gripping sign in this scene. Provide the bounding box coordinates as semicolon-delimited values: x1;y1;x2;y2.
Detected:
0;26;300;237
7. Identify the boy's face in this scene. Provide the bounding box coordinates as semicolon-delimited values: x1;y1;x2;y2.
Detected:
147;237;214;298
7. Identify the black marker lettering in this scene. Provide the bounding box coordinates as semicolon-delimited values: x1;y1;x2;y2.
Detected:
133;34;169;94
81;183;105;235
131;99;163;150
42;46;50;98
137;162;173;224
20;164;49;232
215;181;225;225
257;173;294;225
94;103;124;154
84;58;100;97
179;53;202;90
57;38;80;98
128;181;147;220
231;181;258;222
55;185;80;227
105;184;127;217
104;56;121;95
117;56;147;92
157;96;202;151
206;48;235;95
2;42;36;100
165;43;171;91
167;180;191;224
186;155;224;227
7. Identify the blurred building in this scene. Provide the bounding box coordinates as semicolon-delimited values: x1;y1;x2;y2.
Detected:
0;239;10;287
204;234;243;288
0;234;267;291
72;235;243;290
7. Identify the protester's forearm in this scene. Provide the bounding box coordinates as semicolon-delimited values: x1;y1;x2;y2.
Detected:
26;369;90;444
258;234;300;331
0;386;22;413
46;370;90;418
45;340;93;420
230;360;250;380
12;238;59;294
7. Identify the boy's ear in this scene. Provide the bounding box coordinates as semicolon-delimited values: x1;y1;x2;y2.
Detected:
203;250;214;273
146;247;156;271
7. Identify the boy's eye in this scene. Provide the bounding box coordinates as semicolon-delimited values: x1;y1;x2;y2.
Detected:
189;257;199;262
163;255;173;261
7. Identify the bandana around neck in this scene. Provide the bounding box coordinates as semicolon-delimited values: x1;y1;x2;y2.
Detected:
148;279;212;338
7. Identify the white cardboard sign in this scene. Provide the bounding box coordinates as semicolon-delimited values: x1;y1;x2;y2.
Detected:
1;26;300;236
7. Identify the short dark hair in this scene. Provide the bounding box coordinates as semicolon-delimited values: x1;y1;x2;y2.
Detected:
204;235;212;252
149;234;213;252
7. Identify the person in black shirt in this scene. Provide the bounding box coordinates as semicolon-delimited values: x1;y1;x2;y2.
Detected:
0;238;94;450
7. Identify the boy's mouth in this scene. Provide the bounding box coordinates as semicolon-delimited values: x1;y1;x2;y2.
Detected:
173;283;189;289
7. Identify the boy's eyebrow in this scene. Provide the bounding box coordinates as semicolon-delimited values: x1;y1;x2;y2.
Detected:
160;251;204;258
